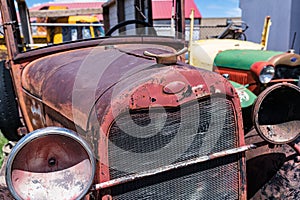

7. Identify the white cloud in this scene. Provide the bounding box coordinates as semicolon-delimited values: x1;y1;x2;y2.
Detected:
32;3;42;7
225;7;241;17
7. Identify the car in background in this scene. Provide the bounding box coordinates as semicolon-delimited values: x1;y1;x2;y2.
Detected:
213;49;300;143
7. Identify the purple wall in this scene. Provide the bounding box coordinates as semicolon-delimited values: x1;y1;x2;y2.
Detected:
240;0;300;53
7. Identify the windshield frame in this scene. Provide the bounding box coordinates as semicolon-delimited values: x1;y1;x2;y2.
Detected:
1;0;185;63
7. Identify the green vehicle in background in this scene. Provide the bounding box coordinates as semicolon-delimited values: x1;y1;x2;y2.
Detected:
213;49;300;144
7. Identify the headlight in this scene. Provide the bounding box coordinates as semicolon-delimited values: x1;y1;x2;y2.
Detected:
253;82;300;144
6;127;95;200
259;65;275;83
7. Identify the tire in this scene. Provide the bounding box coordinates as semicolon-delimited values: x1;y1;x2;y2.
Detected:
0;60;22;141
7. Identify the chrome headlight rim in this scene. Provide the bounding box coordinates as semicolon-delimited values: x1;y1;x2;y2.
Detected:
5;127;96;200
259;65;275;84
253;82;300;144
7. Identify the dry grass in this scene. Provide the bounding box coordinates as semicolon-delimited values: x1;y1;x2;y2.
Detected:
0;131;8;167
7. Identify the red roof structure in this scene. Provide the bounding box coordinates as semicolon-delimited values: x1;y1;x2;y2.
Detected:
30;2;105;20
30;0;202;21
152;0;202;20
30;2;105;10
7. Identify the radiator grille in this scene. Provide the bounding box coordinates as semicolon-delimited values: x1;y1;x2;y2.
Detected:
107;97;239;199
274;65;300;79
108;154;240;200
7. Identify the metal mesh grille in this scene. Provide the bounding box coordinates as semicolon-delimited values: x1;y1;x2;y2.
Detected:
107;97;239;199
108;154;240;200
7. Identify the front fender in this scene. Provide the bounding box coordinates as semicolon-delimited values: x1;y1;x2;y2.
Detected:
230;81;257;108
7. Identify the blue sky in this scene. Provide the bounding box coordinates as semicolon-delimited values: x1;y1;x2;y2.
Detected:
26;0;241;18
195;0;241;17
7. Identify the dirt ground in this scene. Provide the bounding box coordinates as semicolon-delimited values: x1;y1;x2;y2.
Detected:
249;151;300;199
245;128;300;200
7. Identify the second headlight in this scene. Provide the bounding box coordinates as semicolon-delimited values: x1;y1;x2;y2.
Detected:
259;65;275;84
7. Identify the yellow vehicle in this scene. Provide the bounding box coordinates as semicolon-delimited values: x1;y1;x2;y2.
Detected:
0;6;104;50
46;15;104;44
33;6;104;44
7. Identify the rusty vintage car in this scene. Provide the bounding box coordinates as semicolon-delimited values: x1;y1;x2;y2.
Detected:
0;0;300;199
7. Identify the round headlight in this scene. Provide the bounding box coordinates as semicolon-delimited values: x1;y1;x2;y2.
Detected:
6;127;95;200
259;65;275;83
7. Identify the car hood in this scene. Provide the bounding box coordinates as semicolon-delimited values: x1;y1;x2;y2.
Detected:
21;43;236;131
21;44;176;127
213;49;283;70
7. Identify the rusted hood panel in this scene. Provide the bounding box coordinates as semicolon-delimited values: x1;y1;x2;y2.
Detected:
21;44;176;128
93;64;238;131
21;43;237;130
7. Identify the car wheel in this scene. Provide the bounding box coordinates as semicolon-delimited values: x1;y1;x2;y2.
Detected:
0;61;22;141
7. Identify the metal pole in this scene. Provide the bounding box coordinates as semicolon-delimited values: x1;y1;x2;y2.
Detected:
181;0;185;40
170;0;175;36
188;9;194;63
175;0;185;40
